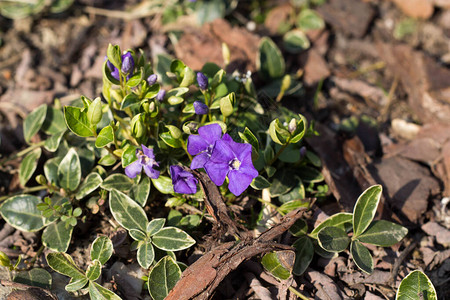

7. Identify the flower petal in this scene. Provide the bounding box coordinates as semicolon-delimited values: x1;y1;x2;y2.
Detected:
204;161;229;186
190;152;210;169
125;160;142;178
228;170;254;196
174;178;197;194
221;133;233;142
198;124;222;145
170;165;181;179
143;165;160;179
209;140;235;163
141;145;155;159
187;135;209;156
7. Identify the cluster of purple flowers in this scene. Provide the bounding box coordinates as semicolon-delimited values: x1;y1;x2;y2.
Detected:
106;52;134;81
185;123;258;196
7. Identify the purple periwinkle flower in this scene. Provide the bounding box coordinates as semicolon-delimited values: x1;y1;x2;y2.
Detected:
125;145;160;179
170;165;198;194
197;72;208;90
156;89;166;102
187;123;230;169
121;52;134;74
193;101;209;115
147;74;158;85
204;138;258;196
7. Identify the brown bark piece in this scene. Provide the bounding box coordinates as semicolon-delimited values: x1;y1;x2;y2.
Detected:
301;49;330;86
368;156;440;223
317;0;376;38
377;43;450;124
174;19;260;72
391;0;434;19
264;3;293;35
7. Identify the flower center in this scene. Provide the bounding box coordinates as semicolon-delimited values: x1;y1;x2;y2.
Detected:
137;150;153;165
229;158;241;170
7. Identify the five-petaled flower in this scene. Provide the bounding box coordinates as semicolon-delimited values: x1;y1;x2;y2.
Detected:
204;138;258;196
193;101;209;115
187;123;231;170
125;145;160;179
170;165;198;194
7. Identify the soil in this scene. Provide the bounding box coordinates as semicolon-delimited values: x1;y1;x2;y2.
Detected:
0;0;449;299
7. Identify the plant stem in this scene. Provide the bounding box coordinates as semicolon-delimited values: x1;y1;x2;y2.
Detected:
27;245;45;268
0;141;45;165
0;185;47;202
288;286;311;300
267;143;289;166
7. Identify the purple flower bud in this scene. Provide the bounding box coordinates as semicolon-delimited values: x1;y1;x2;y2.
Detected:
147;74;158;85
300;146;307;157
156;89;166;102
106;59;115;72
111;68;120;81
197;72;208;90
121;52;134;74
193;101;209;115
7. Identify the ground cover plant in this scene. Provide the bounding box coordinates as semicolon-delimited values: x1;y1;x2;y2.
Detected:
0;0;449;299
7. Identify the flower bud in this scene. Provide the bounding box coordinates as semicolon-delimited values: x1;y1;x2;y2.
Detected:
106;59;115;72
36;175;47;185
121;52;134;74
288;118;297;133
183;121;198;134
300;146;307;157
156;90;166;102
0;251;11;267
193;101;209;115
197;72;208;90
147;74;157;85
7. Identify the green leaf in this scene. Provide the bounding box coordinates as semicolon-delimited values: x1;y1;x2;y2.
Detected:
42;221;74;252
95;125;114;148
57;148;81;191
109;189;148;231
19;148;41;186
292;235;314;275
87;97;103;125
251;175;271;190
283;30;310;53
130;176;151;207
66;277;89;292
353;185;383;238
261;251;293;280
296;166;324;183
76;172;103;200
238;127;259;153
160;132;182;148
396;270;437;300
137;241;155;269
152;227;195;251
317;226;350;252
44;157;62;185
91;236;113;265
89;281;122;300
86;260;102;281
13;268;52;289
356;220;408;247
120;93;141;110
121;144;138;167
278;200;309;214
257;37;285;79
350;240;373;274
46;252;86;280
98;153;117;166
41;106;66;135
106;44;122;70
296;9;325;31
0;195;45;232
279;183;305;203
269;169;298;197
101;174;133;192
23;104;47;143
147;218;166;236
129;229;147;241
151;176;174;194
64;106;95;137
310;212;353;239
44;130;66;152
289;219;308;237
148;256;181;300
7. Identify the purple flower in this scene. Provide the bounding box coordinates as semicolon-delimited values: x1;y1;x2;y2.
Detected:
197;72;208;90
122;52;134;74
204;138;258;196
187;123;230;169
170;165;198;194
147;74;158;85
193;101;209;115
156;90;166;102
125;145;160;179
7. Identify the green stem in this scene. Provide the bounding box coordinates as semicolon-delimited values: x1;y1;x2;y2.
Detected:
0;185;47;202
267;143;289;166
288;286;311;300
181;140;193;162
27;245;45;268
0;142;45;165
